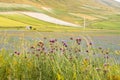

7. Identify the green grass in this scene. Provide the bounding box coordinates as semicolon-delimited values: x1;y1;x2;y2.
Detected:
0;16;28;27
0;1;119;30
0;0;119;27
90;14;120;30
0;33;120;80
0;13;84;31
91;21;120;30
0;13;120;31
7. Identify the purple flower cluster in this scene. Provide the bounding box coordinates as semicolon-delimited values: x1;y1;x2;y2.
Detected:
14;51;20;55
62;40;68;47
13;36;110;66
76;38;81;45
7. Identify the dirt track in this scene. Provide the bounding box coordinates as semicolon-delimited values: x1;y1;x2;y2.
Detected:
21;12;80;27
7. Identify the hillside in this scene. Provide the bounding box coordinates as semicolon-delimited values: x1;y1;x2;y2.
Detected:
0;0;119;12
0;0;120;30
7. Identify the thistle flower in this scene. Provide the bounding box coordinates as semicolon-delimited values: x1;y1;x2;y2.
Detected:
62;40;68;47
70;37;73;40
89;42;92;45
86;50;89;53
64;43;67;47
36;54;39;57
104;54;109;59
49;39;55;43
37;41;44;47
14;51;17;54
17;52;20;55
103;63;109;67
60;48;62;51
50;50;54;53
76;38;81;42
36;48;40;51
42;47;45;51
76;38;81;45
14;51;20;55
30;46;35;49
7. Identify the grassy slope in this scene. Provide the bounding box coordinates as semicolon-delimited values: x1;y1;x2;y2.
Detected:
0;16;28;27
0;2;41;12
90;14;120;30
0;0;119;30
0;0;119;20
0;14;83;31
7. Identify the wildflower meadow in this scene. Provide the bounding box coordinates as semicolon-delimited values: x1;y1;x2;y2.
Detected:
0;32;120;80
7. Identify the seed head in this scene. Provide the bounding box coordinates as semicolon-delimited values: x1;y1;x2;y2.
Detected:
70;37;73;40
89;42;92;45
30;46;35;49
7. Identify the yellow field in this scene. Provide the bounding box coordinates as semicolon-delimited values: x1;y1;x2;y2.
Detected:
0;16;28;27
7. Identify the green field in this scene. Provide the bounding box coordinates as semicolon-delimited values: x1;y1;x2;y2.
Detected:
90;14;120;30
0;16;27;27
0;13;120;31
0;32;120;80
91;21;120;30
0;0;120;80
0;13;84;31
0;0;119;29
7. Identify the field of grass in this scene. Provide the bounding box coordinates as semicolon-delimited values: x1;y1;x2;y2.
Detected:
0;11;120;30
90;14;120;30
0;16;28;28
0;0;119;79
91;21;120;30
0;0;119;27
0;32;120;80
0;13;84;31
0;12;120;31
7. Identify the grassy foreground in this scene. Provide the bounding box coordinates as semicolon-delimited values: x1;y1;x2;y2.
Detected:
0;36;120;80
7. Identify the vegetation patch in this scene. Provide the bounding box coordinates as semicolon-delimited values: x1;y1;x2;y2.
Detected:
0;35;119;80
0;2;41;12
0;13;83;31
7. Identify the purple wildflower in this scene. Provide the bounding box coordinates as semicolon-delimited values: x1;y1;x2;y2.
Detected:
89;42;92;45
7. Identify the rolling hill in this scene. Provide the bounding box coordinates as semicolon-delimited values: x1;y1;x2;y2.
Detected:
0;13;82;31
0;0;120;30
